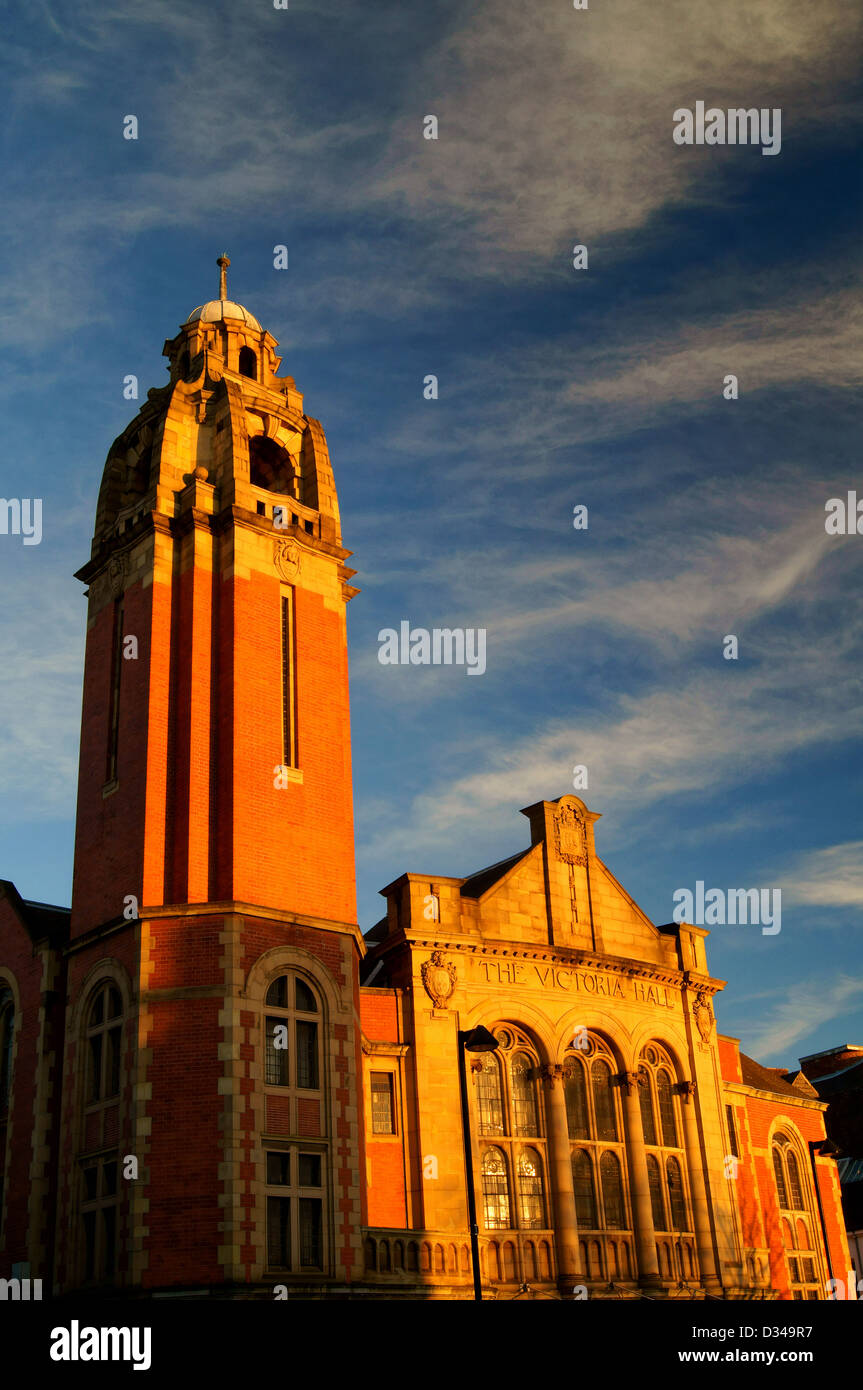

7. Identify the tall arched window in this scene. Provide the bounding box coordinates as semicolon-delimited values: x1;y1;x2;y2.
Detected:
646;1154;664;1229
772;1134;820;1299
0;984;14;1227
516;1148;546;1229
249;435;295;494
263;972;328;1274
0;986;13;1115
563;1034;633;1282
474;1026;549;1248
239;345;257;380
511;1053;539;1136
564;1058;589;1140
637;1042;697;1283
481;1147;511;1230
572;1148;598;1228
477;1054;504;1136
265;974;320;1090
79;980;125;1285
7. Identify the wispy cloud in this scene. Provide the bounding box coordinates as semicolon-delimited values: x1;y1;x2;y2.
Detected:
737;976;863;1059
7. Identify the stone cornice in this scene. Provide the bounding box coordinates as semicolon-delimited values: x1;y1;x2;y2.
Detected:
400;934;724;996
67;901;365;956
723;1079;828;1112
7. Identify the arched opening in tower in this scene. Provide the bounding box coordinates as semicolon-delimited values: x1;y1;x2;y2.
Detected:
249;435;296;495
239;346;257;381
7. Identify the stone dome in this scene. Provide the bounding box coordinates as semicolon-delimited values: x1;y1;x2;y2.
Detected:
185;298;261;330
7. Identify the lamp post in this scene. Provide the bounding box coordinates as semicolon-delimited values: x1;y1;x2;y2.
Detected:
458;1025;500;1302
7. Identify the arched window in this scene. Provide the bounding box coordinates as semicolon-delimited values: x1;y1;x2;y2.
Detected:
666;1157;687;1231
564;1056;590;1139
476;1054;504;1136
517;1149;546;1229
0;987;13;1115
473;1026;549;1247
600;1151;625;1229
592;1059;617;1141
772;1134;820;1299
572;1149;597;1228
773;1146;789;1208
563;1035;632;1282
656;1070;678;1147
786;1151;803;1209
637;1042;696;1279
638;1065;657;1145
481;1148;511;1230
646;1154;665;1229
262;970;328;1274
79;979;125;1285
0;984;14;1227
511;1053;539;1136
87;984;122;1102
249;435;295;494
239;345;257;380
265;973;320;1090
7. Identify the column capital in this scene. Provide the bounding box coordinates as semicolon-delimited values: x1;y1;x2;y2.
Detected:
674;1080;697;1103
538;1062;564;1089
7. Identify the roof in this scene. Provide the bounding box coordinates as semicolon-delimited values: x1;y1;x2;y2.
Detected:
837;1157;863;1184
739;1053;818;1099
809;1057;863;1097
0;880;70;949
185;298;261;330
363;917;388;943
460;849;528;899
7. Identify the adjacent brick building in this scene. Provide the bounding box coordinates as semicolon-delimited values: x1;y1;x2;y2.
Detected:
0;265;851;1299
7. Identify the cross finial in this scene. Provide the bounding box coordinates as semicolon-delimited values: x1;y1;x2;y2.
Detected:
217;253;230;300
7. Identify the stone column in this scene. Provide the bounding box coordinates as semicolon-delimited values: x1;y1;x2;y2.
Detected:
539;1064;583;1289
678;1082;721;1291
620;1071;662;1286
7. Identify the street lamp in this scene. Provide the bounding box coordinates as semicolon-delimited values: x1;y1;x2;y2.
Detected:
458;1025;500;1301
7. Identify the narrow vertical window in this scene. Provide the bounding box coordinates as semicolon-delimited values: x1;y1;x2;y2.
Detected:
646;1154;665;1230
476;1054;504;1136
481;1147;511;1230
726;1105;739;1159
510;1053;539;1136
371;1072;395;1134
0;988;13;1114
591;1059;617;1141
516;1149;546;1229
281;591;298;768
106;599;124;783
572;1149;598;1228
638;1066;657;1145
564;1058;590;1140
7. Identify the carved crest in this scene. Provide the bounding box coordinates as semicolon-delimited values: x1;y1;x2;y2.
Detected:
555;801;587;865
274;536;300;581
693;988;713;1043
421;950;457;1009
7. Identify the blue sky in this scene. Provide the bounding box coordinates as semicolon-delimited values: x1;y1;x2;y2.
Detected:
0;0;861;1065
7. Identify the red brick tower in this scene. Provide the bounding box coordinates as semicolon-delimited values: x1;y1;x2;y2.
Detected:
55;258;365;1293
